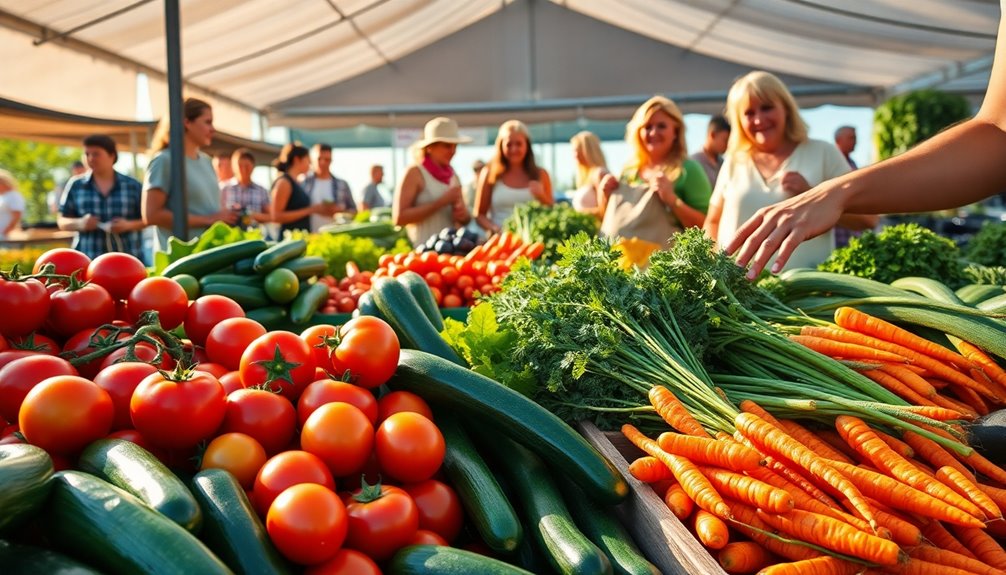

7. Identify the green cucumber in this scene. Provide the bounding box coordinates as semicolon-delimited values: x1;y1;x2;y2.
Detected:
289;282;330;324
560;480;659;575
398;271;444;331
355;290;386;321
253;239;307;274
319;221;397;238
890;277;964;306
43;471;231;575
388;545;534;575
200;284;270;310
200;273;265;288
372;277;463;365
233;257;256;275
190;468;293;575
0;444;53;534
388;350;628;505
0;539;105;575
278;256;327;280
245;306;290;330
956;284;1006;306
438;414;522;553
484;436;611;575
977;292;1006;313
162;239;268;278
78;438;202;533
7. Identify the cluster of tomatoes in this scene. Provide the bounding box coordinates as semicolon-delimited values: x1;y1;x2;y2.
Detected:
316;263;374;315
368;252;509;309
0;248;467;571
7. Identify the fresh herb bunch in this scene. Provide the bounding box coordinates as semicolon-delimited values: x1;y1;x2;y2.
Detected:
962;263;1006;286
818;223;966;287
153;221;263;274
965;221;1006;268
502;201;599;264
288;231;410;279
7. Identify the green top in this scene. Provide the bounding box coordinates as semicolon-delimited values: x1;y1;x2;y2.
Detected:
620;158;713;214
143;149;221;251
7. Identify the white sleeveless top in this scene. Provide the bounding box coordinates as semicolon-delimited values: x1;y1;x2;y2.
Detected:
489;181;531;227
407;164;459;245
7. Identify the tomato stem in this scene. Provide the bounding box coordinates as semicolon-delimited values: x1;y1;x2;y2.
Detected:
353;477;385;503
61;311;186;369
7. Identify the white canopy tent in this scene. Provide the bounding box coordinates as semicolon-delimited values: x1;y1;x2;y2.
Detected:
0;0;999;136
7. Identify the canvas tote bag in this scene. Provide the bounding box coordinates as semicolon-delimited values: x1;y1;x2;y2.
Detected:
599;182;681;248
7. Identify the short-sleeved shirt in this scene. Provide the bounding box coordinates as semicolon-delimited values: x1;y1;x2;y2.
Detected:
220;178;270;214
361;182;386;209
143;150;220;251
621;158;713;215
0;190;25;239
712;139;851;270
689;151;723;189
302;172;356;232
59;172;144;260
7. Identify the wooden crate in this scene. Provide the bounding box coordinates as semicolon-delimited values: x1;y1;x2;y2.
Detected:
579;421;728;575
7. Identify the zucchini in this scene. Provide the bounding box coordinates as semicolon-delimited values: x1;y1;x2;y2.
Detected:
398;271;444;331
957;284;1006;306
779;270;917;300
253;239;307;274
438;414;522;553
162;239;268;278
559;480;659;575
847;304;1006;360
355;290;386;321
0;444;53;534
278;256;327;280
200;284;270;310
388;545;534;575
78;438;202;533
190;468;293;575
388;350;628;505
890;277;964;306
319;221;397;238
200;273;265;288
289;282;329;324
0;539;105;575
372;277;463;365
483;436;611;575
977;292;1006;313
43;470;231;575
233;257;256;275
245;306;290;330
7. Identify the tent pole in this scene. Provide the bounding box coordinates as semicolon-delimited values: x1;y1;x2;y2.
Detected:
129;130;139;179
164;0;189;240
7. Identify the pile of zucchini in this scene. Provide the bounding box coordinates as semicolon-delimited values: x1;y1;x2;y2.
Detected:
160;238;332;330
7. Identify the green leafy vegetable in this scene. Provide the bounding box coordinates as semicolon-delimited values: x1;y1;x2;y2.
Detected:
288;230;410;279
965;221;1006;268
153;221;262;274
502;201;599;264
440;303;537;397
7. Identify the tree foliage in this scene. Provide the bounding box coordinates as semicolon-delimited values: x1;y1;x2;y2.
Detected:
0;139;80;224
873;90;971;161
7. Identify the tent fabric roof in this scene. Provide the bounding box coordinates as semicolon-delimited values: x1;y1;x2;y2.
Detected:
0;0;998;134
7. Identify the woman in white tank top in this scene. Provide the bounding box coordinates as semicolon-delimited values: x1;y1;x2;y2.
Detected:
474;120;554;235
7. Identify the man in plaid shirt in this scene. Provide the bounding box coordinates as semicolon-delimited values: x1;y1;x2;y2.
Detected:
58;134;146;260
220;148;270;228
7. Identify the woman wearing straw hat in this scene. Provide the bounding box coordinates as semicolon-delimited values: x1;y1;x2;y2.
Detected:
393;117;472;245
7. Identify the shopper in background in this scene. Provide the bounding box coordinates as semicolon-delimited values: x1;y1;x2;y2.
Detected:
360;164;386;210
212;150;234;186
474;120;553;235
270;143;334;235
0;169;25;240
220;147;270;227
690;115;731;189
301;143;356;232
569;130;609;218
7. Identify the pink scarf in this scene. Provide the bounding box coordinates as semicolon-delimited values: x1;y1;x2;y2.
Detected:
423;156;455;185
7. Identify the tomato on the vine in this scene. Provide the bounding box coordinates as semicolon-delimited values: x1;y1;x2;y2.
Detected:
19;375;113;455
184;295;245;347
130;368;226;450
375;412;445;483
47;282;116;338
0;354;78;424
62;326;131;380
297;379;378;426
200;432;267;489
98;342;173;372
8;332;60;355
33;248;91;281
219;387;297;455
300;324;338;370
0;278;50;338
402;479;464;542
253;450;335;516
206;318;266;371
377;390;433;423
239;332;316;401
85;252;148;301
328;316;399;389
408;529;449;546
343;481;419;561
92;361;159;430
267;483;348;565
300;402;374;478
127;277;188;330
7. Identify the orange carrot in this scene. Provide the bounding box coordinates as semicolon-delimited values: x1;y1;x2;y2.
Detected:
694;509;730;550
919;424;1006;486
650;478;674;498
901;430;976;481
622;424;731;518
664;482;694;520
789;334;909;363
897;405;973;421
777;419;854;464
869;505;923;547
524;241;545;260
740;399;787;427
757;556;861;575
628;456;674;483
834;307;975;369
950;384;992;416
733;431;842;510
875;429;915;460
834;415;985;519
827;460;986;527
920;520;978;559
909;545;1006;575
879;363;938;399
697;465;794;513
717;541;773;575
952;525;1006;570
978;483;1006;511
862;368;936;406
657;432;764;471
931;392;982;419
953;337;1006;394
736;412;878;531
871;557;994;575
936;466;1003;520
754;508;903;566
746;466;872;532
728;502;820;562
926;377;952;389
648;386;711;438
816;429;862;462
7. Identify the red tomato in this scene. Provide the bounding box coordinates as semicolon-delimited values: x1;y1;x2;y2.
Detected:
455;275;474;291
85;252;148;301
402;479;464;542
205;318;266;371
62;326;130;380
97;343;173;372
300;402;374;478
219;388;297;455
408;529;449;546
0;278;50;338
335;297;356;314
0;354;78;424
92;362;159;430
297;380;378;426
184;295;245;347
375;412;445;483
239;332;316;401
440;266;459;286
195;362;229;379
218;371;245;395
130;369;226;450
47;282;116;338
267;483;348;566
200;432;267;489
8;332;60;355
442;294;463;308
0;350;39;372
424;271;442;289
429;286;443;306
300;324;338;369
343;482;419;561
127;277;188;330
328;317;399;389
19;375;113;455
253;450;336;516
304;549;381;575
376;391;432;423
33;248;91;281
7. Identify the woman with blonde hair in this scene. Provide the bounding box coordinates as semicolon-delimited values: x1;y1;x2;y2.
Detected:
142;97;238;250
703;71;876;271
598;95;711;247
569;131;609;217
393;117;472;245
474;120;553;235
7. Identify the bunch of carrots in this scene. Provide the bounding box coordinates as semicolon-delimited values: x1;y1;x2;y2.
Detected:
622;306;1006;575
